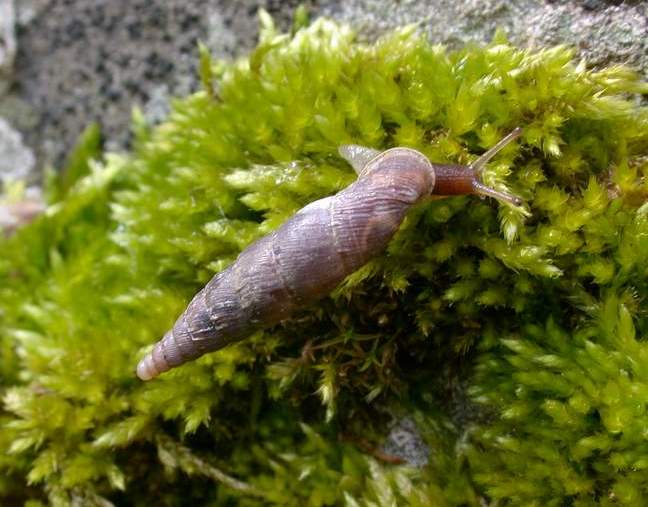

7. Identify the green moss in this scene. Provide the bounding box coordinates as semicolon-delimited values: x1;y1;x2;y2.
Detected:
1;13;647;505
469;296;648;505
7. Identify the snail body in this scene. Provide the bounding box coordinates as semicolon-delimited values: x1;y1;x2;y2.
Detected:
137;129;522;380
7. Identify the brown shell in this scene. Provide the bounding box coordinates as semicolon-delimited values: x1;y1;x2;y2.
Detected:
136;148;435;380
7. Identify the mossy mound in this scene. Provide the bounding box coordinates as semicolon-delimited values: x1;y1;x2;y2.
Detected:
1;14;647;506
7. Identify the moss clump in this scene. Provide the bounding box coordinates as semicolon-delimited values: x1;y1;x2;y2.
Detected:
1;13;648;506
469;296;648;505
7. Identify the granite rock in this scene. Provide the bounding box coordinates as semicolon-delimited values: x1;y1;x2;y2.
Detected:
381;417;430;467
0;0;16;95
320;0;648;78
15;0;51;27
0;116;35;185
13;0;304;169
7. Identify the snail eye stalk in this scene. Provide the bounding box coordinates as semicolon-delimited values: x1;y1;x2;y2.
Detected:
470;127;523;176
470;127;523;206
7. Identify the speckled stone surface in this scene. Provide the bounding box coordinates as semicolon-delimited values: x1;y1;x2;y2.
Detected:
0;116;34;184
12;0;303;169
320;0;648;76
381;417;430;467
7;0;647;177
0;0;16;93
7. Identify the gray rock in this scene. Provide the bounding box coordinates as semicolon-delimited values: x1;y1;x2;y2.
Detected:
15;0;51;27
0;93;37;131
142;84;171;128
0;0;16;95
0;116;35;185
320;0;648;79
525;3;648;78
13;0;303;170
381;416;430;467
15;0;215;168
206;3;254;59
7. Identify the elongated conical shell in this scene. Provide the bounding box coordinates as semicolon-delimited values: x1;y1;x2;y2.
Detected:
136;148;435;380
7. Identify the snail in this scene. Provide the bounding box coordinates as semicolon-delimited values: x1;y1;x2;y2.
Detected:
137;128;523;380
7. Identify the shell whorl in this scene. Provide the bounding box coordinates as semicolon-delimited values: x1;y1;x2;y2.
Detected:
136;330;175;381
136;148;436;380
